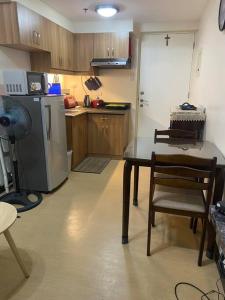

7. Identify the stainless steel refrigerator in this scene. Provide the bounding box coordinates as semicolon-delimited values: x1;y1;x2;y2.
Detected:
3;95;68;192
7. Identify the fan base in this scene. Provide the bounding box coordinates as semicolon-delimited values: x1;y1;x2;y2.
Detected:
0;191;43;213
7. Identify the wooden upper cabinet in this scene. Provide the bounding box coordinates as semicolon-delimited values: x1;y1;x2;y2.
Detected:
62;29;74;71
48;21;60;69
0;2;49;51
74;34;94;72
93;33;111;59
93;32;130;59
46;22;74;71
0;2;20;44
111;32;130;59
17;4;42;49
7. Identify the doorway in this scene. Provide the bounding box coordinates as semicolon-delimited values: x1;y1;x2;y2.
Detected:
137;32;195;137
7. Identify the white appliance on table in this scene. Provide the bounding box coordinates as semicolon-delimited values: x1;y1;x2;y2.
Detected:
2;95;68;192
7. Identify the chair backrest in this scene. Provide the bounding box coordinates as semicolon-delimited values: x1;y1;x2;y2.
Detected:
150;152;217;211
154;129;198;140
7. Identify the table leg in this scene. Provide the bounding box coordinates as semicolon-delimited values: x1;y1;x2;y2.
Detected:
133;165;139;207
206;167;225;259
213;168;225;205
122;160;132;244
4;229;29;278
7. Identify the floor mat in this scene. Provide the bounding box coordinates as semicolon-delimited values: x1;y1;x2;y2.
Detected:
73;157;111;174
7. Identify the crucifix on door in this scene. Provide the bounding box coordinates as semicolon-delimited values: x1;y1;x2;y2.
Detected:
165;34;171;46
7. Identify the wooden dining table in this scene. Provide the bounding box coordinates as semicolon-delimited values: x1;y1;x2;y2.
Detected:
122;136;225;257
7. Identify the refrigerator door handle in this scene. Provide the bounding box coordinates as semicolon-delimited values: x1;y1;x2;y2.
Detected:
45;104;52;140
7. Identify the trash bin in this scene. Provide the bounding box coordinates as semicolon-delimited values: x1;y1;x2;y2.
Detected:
67;150;72;172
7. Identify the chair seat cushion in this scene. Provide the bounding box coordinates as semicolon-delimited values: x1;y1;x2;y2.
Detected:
153;186;205;213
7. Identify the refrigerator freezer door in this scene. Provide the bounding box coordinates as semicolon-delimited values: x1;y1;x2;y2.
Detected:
42;96;68;191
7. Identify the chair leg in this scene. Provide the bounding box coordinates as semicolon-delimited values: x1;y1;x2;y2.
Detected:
152;211;156;227
147;210;153;256
198;219;207;266
193;218;198;234
4;229;29;278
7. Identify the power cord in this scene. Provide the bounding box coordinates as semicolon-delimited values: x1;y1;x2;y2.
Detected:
175;280;225;300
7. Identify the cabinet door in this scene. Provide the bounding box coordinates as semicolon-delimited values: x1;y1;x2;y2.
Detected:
58;27;68;70
0;2;20;44
104;115;124;155
0;2;49;51
64;30;74;71
56;27;74;71
93;33;111;59
71;114;88;167
88;114;126;156
74;34;94;72
17;3;44;49
88;114;108;154
67;31;74;71
40;16;50;51
49;21;61;69
111;32;130;59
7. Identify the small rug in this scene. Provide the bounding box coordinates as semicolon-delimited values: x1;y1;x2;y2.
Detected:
73;157;111;174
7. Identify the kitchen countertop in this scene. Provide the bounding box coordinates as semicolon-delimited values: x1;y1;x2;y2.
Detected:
65;107;129;117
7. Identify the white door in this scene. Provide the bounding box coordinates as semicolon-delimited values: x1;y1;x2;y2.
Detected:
137;33;194;137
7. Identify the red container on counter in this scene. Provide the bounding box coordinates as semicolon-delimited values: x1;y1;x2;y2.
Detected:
91;99;104;108
64;96;78;109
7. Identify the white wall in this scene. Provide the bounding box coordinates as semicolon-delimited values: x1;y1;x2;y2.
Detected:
140;21;199;32
73;20;133;33
191;0;225;155
0;46;30;87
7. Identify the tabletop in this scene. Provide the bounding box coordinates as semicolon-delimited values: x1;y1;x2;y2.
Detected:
124;136;225;167
0;202;17;234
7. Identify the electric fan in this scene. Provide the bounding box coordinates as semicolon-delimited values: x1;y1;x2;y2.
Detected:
0;97;42;212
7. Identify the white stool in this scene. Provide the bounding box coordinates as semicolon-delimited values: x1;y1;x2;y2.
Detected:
0;202;29;278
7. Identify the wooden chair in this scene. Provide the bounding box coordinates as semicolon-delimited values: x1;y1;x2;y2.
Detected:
147;152;216;266
154;129;198;140
0;202;29;278
155;128;200;232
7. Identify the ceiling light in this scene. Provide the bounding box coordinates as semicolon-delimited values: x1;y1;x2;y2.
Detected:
96;5;119;18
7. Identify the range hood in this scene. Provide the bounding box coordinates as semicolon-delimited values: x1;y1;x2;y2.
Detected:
91;58;131;69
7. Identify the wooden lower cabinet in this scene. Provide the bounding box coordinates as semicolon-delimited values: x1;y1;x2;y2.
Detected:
66;114;88;168
66;112;129;166
88;113;128;157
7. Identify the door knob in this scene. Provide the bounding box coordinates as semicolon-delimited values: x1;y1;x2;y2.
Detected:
140;91;144;95
140;104;144;108
140;99;144;103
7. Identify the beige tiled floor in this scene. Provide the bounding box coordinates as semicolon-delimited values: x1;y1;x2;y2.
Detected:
0;161;220;299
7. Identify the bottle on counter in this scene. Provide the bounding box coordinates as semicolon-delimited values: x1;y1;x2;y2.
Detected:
83;95;91;108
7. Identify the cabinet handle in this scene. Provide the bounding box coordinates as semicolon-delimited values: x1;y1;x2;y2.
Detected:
33;31;38;45
37;32;41;45
112;48;114;58
107;48;110;57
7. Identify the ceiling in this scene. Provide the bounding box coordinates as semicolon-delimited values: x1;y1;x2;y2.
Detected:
42;0;208;23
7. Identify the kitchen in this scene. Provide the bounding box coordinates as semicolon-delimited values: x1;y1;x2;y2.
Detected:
0;0;225;299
